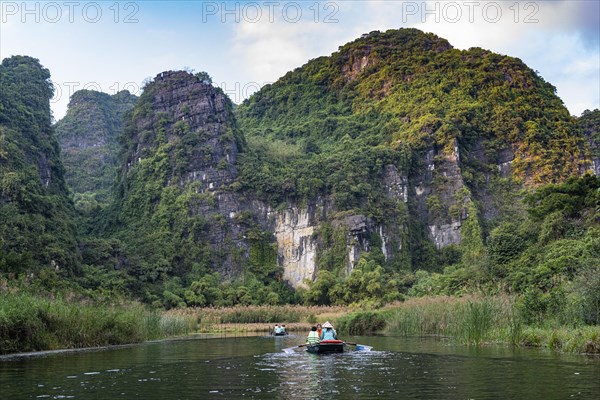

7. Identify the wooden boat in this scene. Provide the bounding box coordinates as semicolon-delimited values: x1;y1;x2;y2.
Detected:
306;340;345;354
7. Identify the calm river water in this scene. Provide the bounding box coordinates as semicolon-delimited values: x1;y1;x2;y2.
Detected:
1;334;598;399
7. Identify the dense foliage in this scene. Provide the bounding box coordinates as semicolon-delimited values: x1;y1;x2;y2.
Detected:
91;71;296;308
0;56;79;274
406;175;600;326
237;29;587;202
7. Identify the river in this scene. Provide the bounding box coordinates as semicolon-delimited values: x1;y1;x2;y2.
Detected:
1;334;598;399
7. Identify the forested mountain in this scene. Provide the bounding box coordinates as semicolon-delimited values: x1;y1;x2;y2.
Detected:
97;70;293;306
55;90;137;210
236;28;593;273
1;30;597;311
0;56;79;274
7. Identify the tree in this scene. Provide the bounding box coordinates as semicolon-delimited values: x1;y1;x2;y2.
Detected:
195;71;212;85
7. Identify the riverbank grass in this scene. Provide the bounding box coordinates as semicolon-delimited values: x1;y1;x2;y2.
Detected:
338;296;599;354
0;292;196;355
2;294;598;355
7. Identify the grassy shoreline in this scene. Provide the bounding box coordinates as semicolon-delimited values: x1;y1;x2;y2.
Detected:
1;294;598;355
0;292;196;355
341;296;600;354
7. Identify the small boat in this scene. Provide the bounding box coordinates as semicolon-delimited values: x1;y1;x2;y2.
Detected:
306;340;345;354
273;332;287;336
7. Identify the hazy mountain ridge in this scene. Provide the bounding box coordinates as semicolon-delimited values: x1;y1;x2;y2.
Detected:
55;89;137;209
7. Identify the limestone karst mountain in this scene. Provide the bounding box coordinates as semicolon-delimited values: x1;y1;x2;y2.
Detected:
0;56;79;273
3;29;597;306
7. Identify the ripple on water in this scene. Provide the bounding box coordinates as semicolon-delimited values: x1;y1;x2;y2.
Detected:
249;349;401;398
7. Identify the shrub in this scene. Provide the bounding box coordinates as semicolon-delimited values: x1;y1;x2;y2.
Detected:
336;311;385;335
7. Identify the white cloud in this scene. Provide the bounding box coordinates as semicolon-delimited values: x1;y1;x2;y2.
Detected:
231;20;308;82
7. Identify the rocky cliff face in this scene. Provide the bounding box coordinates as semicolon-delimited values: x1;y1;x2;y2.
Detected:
274;206;317;287
578;109;600;176
111;70;251;278
125;71;238;187
111;70;403;286
272;199;405;287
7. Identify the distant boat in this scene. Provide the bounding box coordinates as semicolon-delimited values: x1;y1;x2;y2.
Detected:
273;332;288;336
306;340;344;354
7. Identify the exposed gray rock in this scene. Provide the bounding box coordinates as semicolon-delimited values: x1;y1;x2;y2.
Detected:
383;164;408;203
275;207;317;288
429;221;462;249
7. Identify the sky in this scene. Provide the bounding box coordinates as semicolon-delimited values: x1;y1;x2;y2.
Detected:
1;0;598;120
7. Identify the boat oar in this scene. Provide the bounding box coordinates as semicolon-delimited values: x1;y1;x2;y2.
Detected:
344;342;372;351
282;343;308;353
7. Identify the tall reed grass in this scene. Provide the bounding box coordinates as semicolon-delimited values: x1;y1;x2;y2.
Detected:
454;299;496;346
0;292;196;354
384;296;521;345
383;295;600;353
336;311;386;335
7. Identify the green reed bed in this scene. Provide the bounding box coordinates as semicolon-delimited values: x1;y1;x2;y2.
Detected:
519;326;599;353
219;306;304;324
384;296;474;338
0;292;196;354
382;296;600;353
384;296;522;345
454;298;498;346
336;311;386;335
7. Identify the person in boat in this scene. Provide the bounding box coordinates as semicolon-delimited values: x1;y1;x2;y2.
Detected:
316;323;322;338
281;324;287;334
274;324;282;335
306;326;320;344
320;321;337;340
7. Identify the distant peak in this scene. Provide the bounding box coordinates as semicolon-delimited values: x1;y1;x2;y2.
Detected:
151;70;213;88
341;28;452;54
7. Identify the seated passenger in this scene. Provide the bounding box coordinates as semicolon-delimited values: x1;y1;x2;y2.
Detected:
306;326;320;344
320;321;337;340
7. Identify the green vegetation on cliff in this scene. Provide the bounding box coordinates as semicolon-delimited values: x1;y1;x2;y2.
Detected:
97;71;294;307
235;29;598;317
237;29;588;202
236;28;593;276
407;174;600;327
0;56;79;274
